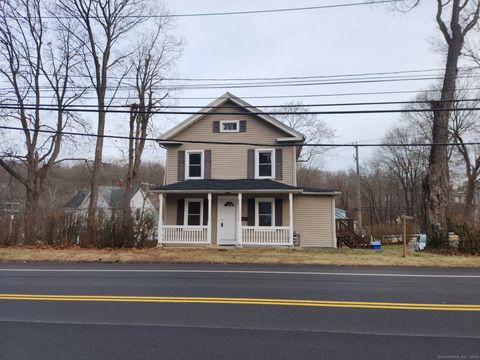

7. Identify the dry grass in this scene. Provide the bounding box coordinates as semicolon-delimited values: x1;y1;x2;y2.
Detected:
0;245;478;268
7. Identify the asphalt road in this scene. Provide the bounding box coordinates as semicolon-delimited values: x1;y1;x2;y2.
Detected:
0;263;479;360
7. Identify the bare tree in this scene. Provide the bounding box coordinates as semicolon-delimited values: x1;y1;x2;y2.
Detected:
121;15;181;230
0;0;82;243
392;0;480;247
271;101;335;168
449;99;480;224
55;0;151;245
374;126;428;218
403;87;480;226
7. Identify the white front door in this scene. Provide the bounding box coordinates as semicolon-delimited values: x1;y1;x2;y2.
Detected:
217;196;238;245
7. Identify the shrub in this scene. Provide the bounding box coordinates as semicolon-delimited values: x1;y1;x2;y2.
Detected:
452;224;480;255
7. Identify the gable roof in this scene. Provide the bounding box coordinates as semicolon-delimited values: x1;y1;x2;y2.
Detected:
64;190;89;209
98;186;128;209
159;92;305;141
64;186;144;210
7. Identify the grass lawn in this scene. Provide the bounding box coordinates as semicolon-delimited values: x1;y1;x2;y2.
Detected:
0;245;478;268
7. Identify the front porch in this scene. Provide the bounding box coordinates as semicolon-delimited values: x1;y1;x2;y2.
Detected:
157;191;295;247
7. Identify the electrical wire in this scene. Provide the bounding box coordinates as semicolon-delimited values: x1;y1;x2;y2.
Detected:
28;1;397;20
1;104;479;115
0;125;477;148
2;98;480;110
2;88;480;102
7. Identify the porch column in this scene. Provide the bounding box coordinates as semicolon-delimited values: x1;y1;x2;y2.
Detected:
207;193;212;244
289;193;294;246
158;193;164;246
237;193;243;246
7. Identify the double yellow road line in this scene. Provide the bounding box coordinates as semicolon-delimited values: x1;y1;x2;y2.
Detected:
0;294;479;311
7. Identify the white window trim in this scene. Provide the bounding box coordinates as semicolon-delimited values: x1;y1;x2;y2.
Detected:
185;150;204;180
255;149;275;179
184;198;203;226
255;198;275;227
219;120;240;133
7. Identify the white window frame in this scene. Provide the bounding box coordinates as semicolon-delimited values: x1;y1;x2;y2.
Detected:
219;120;240;133
255;198;275;227
184;198;203;226
255;149;275;179
185;150;204;180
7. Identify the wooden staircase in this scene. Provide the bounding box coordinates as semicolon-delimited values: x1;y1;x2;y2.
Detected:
336;219;371;249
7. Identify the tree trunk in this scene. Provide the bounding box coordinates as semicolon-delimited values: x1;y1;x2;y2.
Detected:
423;3;465;247
464;174;476;225
85;108;106;246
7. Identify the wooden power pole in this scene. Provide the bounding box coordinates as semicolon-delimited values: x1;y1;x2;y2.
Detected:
354;144;363;233
402;215;415;257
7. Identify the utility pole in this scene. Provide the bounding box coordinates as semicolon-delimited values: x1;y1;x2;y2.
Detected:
4;201;20;237
354;144;363;234
402;215;415;257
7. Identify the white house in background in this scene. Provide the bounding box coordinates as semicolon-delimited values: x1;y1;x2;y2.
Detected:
64;186;158;225
151;92;341;248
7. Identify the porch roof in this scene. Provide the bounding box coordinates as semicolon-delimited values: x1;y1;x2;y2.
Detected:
151;179;339;195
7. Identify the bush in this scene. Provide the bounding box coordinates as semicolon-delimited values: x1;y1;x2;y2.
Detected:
452;224;480;255
41;212;82;246
89;210;155;248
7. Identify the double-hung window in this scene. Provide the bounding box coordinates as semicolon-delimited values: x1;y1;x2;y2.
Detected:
256;198;274;227
185;199;203;226
255;149;275;179
186;150;203;179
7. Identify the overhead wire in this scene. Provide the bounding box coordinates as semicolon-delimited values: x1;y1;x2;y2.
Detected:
1;104;480;115
24;1;398;20
1;98;480;110
0;125;477;148
2;87;480;102
3;70;480;93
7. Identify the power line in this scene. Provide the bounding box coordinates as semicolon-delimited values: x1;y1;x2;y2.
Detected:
30;1;397;19
3;73;479;92
0;125;478;148
18;67;461;82
1;104;480;115
2;87;480;102
2;98;480;110
134;67;468;82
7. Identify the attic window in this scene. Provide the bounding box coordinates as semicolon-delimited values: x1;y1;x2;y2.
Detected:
220;120;239;133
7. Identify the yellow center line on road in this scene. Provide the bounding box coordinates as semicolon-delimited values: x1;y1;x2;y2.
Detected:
0;294;479;311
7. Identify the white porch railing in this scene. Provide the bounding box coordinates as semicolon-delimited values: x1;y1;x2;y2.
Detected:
241;226;292;246
161;225;209;245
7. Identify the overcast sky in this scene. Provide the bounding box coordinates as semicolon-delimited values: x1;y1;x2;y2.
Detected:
135;0;440;171
0;1;446;172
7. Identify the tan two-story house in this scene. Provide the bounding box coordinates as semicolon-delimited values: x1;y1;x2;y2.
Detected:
152;92;340;247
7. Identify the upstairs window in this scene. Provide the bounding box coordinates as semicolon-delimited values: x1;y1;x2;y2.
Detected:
186;150;203;179
255;149;275;179
220;120;239;132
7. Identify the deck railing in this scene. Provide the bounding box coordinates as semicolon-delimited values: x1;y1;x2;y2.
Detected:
241;226;291;246
161;225;209;245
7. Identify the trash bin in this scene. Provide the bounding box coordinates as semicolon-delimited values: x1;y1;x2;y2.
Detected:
293;232;300;246
370;241;381;250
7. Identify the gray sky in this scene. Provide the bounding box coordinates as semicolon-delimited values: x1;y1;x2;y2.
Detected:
152;0;441;171
0;0;447;172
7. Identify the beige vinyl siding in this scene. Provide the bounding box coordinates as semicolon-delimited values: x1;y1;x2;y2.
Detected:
164;193;291;245
293;195;335;247
165;101;296;185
